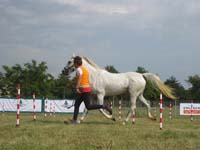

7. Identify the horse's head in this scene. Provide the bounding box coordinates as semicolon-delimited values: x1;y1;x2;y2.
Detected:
62;55;76;75
62;54;100;75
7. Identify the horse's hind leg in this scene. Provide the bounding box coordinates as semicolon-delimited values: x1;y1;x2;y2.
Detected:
138;95;156;120
80;108;88;121
124;95;137;124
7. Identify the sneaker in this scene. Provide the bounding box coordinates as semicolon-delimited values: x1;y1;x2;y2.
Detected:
64;119;78;125
105;105;112;115
71;120;78;124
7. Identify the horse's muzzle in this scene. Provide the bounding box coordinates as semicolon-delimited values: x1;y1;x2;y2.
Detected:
62;67;69;75
62;67;75;75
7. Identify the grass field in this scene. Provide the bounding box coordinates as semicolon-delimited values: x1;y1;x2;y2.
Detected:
0;107;200;150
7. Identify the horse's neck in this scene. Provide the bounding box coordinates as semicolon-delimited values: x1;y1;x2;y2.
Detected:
82;60;99;74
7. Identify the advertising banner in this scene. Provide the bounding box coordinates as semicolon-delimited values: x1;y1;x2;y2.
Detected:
45;100;85;113
0;98;42;112
180;103;200;115
0;98;85;113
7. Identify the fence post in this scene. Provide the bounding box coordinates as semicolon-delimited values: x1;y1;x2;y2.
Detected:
118;100;122;120
33;93;36;121
160;91;163;130
169;101;172;119
190;100;193;121
16;85;20;127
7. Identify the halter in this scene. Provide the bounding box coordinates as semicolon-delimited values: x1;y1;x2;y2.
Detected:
62;58;75;75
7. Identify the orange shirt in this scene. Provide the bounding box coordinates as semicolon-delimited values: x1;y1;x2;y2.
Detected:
76;66;91;92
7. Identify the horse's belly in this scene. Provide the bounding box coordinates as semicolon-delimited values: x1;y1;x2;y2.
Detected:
105;87;127;96
104;81;128;96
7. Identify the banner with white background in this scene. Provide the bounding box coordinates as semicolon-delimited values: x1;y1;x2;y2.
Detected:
180;103;200;115
0;98;41;112
0;98;85;113
44;99;85;113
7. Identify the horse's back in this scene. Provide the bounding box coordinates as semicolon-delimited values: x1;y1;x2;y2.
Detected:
101;71;129;96
125;72;145;83
101;71;146;96
124;72;146;93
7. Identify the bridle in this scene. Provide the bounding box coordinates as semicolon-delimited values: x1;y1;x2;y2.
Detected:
62;58;76;75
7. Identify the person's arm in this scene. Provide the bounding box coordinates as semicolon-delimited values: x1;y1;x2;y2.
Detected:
76;74;82;93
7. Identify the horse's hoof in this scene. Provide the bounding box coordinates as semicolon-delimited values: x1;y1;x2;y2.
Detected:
64;120;69;124
112;118;116;121
122;122;126;125
150;117;157;121
132;121;135;124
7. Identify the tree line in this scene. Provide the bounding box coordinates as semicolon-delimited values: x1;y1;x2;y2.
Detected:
0;60;199;102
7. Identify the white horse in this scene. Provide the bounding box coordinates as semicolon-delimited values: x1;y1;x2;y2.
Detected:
63;55;176;124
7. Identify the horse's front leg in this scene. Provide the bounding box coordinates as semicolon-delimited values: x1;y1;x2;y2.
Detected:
80;108;88;122
97;93;114;119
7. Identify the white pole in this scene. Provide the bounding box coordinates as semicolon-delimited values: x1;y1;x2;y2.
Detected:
160;91;163;130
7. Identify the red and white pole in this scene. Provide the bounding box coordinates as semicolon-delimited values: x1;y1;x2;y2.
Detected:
132;112;135;123
169;102;172;119
160;91;163;130
53;101;56;117
44;97;48;118
50;101;52;116
16;85;20;127
33;93;36;121
119;100;122;120
190;100;193;121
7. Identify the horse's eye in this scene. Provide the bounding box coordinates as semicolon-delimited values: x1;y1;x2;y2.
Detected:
68;61;72;65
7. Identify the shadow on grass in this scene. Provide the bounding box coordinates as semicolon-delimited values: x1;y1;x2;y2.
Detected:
21;117;116;126
81;121;115;125
26;118;64;125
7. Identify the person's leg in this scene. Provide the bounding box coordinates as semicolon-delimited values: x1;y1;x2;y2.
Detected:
83;92;112;114
72;94;83;122
83;92;103;109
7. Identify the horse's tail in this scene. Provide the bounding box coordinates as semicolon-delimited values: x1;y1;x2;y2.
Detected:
142;73;177;100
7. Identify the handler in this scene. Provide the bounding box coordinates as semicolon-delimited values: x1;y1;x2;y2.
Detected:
66;56;112;124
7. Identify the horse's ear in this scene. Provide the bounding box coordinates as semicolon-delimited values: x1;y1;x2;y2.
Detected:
72;53;76;58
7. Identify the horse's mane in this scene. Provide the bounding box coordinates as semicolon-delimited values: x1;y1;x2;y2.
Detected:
81;56;102;70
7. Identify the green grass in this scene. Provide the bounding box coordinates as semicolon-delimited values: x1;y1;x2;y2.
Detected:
0;107;200;150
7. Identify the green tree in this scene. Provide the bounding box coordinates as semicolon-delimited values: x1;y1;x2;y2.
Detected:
135;66;159;101
136;66;148;73
22;60;55;98
165;76;186;100
105;65;119;73
2;64;23;97
2;60;54;98
0;71;9;97
187;75;200;101
53;74;76;99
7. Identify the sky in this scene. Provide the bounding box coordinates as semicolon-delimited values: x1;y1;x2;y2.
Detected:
0;0;200;88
